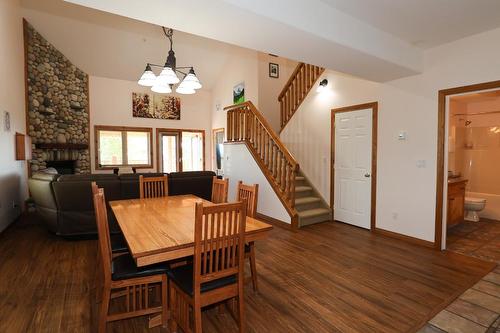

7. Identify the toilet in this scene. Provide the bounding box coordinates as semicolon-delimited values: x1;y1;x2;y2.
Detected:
464;197;487;222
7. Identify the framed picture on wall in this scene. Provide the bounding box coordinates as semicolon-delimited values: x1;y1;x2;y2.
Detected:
269;63;279;78
233;82;245;104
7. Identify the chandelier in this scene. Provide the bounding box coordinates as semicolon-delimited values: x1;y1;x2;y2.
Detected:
138;27;202;94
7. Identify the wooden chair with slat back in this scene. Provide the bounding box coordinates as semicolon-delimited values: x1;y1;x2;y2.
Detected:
167;201;247;333
139;175;168;199
92;182;168;333
237;181;259;292
211;176;229;203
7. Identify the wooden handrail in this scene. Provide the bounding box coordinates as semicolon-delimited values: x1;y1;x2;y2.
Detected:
278;63;304;101
277;62;325;132
225;101;299;215
225;102;297;166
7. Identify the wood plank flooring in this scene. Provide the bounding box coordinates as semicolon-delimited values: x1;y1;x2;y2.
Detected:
0;214;495;333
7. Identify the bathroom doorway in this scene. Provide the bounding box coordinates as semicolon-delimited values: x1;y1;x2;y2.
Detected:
439;82;500;264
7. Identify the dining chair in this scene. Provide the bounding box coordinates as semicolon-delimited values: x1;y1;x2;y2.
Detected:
167;201;247;333
92;184;168;333
139;175;168;198
91;182;128;256
211;176;229;203
237;181;259;292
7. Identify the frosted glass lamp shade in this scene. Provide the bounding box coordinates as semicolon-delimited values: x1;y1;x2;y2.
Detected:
138;65;156;86
180;69;202;90
158;66;180;84
175;81;195;95
151;80;172;94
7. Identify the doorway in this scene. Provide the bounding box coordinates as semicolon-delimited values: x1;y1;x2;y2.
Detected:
331;102;378;230
212;128;225;176
437;81;500;261
157;128;205;173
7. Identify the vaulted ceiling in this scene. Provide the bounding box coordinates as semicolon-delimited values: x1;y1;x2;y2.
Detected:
21;0;242;90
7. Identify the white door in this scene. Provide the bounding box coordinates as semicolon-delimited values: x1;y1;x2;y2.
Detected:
334;108;373;229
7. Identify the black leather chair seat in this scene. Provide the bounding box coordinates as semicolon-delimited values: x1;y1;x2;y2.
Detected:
244;243;251;253
111;254;169;281
110;233;128;253
166;264;236;296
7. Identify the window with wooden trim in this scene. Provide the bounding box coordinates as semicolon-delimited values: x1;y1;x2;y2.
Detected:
157;128;205;173
95;126;153;169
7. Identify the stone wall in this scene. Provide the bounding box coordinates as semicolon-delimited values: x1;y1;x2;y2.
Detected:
25;21;90;173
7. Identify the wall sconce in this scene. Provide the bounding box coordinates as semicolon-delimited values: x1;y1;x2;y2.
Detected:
317;79;328;92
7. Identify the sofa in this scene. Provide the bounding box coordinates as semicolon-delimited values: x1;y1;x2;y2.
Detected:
28;171;216;237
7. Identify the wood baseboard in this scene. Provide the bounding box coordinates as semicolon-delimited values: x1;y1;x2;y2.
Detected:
255;213;295;231
373;228;435;248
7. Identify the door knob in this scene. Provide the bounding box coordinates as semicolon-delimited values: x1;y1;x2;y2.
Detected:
364;173;371;178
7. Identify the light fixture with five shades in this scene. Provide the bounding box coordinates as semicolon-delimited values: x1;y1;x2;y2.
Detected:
138;27;202;95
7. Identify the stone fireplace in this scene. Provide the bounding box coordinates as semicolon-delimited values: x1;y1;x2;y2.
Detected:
46;160;76;175
24;21;90;174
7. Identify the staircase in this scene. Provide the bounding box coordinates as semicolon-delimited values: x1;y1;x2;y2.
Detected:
294;173;331;227
278;62;325;132
225;101;331;228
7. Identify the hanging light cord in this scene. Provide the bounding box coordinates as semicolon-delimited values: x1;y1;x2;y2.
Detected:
162;27;174;51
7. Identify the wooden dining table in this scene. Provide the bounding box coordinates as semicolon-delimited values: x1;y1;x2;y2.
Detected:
109;194;273;267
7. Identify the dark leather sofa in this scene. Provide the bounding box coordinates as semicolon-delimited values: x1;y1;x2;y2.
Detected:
28;171;215;237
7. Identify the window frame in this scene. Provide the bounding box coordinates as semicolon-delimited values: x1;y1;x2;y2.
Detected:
156;128;206;173
94;125;153;170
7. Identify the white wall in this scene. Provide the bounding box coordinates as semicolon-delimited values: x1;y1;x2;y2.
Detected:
211;47;260;131
223;143;291;223
282;26;500;243
257;53;297;133
89;76;212;173
0;0;27;231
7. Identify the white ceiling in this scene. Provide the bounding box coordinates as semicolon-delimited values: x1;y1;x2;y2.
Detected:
320;0;500;49
21;0;238;90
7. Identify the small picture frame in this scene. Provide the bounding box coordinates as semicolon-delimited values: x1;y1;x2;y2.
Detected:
269;63;279;78
4;111;11;132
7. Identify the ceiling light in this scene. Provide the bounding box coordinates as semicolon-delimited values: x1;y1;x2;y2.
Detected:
180;68;202;90
138;27;201;94
138;64;156;86
317;79;328;93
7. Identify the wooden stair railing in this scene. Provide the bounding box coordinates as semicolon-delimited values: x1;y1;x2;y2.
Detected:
225;101;299;220
278;62;325;132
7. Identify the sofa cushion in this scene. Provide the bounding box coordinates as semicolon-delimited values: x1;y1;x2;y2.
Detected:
168;171;215;201
57;174;119;182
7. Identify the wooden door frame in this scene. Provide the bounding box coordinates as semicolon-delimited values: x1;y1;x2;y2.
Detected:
331;102;378;230
212;128;225;173
156;128;206;173
434;80;500;250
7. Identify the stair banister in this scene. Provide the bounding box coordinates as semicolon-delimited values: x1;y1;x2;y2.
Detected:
225;101;299;219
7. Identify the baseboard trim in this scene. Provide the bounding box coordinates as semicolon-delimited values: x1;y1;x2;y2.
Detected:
373;228;435;248
255;213;294;231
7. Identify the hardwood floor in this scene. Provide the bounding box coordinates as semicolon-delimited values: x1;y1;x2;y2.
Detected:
0;214;495;333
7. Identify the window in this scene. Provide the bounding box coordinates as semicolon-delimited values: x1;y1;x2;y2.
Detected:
95;126;153;169
157;128;205;172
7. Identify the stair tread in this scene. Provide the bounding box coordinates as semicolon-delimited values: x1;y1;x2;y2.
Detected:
298;208;331;218
295;197;321;205
295;186;312;192
295;176;305;181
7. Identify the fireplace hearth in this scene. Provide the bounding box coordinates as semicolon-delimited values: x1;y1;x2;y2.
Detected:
46;160;76;174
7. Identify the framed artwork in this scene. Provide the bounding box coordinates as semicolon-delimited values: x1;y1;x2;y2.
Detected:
132;93;181;120
269;63;279;78
233;82;245;104
3;111;11;132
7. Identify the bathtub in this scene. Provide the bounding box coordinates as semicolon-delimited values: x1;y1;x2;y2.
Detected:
466;191;500;221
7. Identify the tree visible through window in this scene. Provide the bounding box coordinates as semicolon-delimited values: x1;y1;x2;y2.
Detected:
96;126;152;169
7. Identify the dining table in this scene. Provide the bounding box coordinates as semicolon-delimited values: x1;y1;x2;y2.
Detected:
109;194;273;328
109;194;273;267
